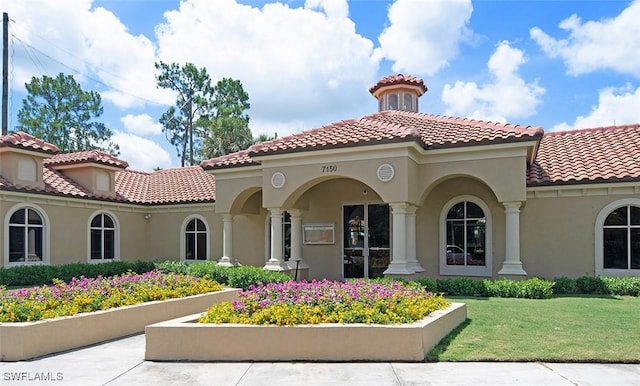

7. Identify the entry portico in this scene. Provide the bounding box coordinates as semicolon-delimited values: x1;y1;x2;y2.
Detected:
202;74;538;280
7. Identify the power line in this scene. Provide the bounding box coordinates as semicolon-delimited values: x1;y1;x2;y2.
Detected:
10;32;169;108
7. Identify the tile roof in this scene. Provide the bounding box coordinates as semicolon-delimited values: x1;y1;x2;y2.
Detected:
1;164;217;205
45;150;129;169
527;124;640;186
369;74;428;95
246;110;542;157
200;150;257;170
0;131;60;154
141;166;217;204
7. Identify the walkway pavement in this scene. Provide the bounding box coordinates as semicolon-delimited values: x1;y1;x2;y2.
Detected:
1;334;639;386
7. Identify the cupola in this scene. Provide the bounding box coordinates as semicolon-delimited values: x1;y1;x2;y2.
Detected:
369;74;427;113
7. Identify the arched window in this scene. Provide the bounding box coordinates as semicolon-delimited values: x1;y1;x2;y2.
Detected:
184;217;208;261
596;200;640;276
8;207;44;263
440;196;492;276
90;213;117;260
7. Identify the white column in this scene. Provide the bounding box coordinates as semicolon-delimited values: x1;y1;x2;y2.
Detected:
264;208;289;270
384;203;415;275
405;204;424;272
498;201;527;276
218;214;240;267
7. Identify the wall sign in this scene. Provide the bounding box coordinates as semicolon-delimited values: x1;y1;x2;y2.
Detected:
303;223;335;244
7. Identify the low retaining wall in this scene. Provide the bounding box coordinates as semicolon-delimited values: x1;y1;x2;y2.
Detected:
0;288;239;361
145;302;466;362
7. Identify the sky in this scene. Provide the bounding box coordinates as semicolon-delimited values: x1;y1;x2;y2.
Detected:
2;0;639;171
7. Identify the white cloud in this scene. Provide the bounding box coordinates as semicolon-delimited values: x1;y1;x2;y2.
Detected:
374;0;473;75
530;1;640;77
441;41;545;123
112;132;172;172
551;85;640;131
154;0;378;129
120;114;163;136
5;0;174;108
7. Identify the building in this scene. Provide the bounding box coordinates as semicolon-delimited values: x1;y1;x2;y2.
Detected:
2;74;639;280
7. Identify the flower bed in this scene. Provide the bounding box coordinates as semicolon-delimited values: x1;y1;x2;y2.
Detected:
200;279;449;325
146;280;467;361
0;271;239;361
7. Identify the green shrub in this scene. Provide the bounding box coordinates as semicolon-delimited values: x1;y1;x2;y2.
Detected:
553;277;579;294
414;277;438;292
483;278;553;299
155;260;188;274
227;266;290;290
576;276;609;294
436;278;486;296
602;276;640;296
187;262;230;284
0;261;156;287
484;279;520;298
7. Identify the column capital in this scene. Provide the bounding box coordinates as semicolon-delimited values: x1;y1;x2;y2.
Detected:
502;201;522;212
268;207;284;216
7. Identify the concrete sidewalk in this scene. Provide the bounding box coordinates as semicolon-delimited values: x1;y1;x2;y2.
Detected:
1;334;639;386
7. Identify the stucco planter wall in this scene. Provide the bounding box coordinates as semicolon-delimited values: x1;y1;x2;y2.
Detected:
0;288;239;361
145;302;466;362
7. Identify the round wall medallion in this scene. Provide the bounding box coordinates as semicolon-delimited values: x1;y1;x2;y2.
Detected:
271;172;286;189
377;164;395;182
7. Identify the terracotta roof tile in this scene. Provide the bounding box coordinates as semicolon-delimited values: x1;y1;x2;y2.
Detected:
0;131;59;154
369;74;427;95
243;110;542;159
2;162;216;205
527;124;640;186
45;150;129;169
143;166;216;204
200;150;257;170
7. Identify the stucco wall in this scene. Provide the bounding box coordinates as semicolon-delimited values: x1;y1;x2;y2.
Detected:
1;193;222;267
520;193;639;279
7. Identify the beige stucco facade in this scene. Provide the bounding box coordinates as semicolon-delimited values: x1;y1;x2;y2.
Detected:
2;135;640;280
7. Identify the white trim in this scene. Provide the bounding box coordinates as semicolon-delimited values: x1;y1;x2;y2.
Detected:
595;198;640;277
528;182;640;199
180;215;211;262
4;203;51;266
86;210;121;262
0;190;216;213
439;195;493;277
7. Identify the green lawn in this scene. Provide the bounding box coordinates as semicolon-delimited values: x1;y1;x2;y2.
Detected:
427;295;640;363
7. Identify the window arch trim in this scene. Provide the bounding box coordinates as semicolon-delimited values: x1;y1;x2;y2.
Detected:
4;203;51;266
439;195;493;277
180;215;210;261
595;198;640;277
86;210;120;262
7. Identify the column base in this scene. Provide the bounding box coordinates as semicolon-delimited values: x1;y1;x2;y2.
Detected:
407;261;425;273
383;262;417;276
263;260;292;272
498;261;527;276
217;256;241;267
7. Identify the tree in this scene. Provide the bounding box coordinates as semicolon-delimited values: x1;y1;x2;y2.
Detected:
201;78;252;158
16;73;118;155
155;61;213;166
254;133;277;144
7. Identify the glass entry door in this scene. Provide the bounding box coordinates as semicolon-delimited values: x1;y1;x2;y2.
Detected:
343;204;390;279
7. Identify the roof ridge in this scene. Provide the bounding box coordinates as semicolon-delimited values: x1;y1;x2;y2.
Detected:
544;123;640;137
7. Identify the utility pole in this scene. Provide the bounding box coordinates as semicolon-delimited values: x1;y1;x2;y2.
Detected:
2;12;8;135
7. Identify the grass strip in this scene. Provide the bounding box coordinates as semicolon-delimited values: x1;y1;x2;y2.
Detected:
428;295;640;363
